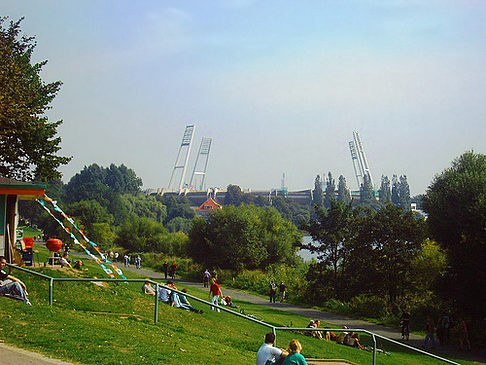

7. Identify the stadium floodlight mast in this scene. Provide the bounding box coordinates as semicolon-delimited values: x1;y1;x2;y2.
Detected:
167;125;196;193
189;137;212;191
349;131;374;190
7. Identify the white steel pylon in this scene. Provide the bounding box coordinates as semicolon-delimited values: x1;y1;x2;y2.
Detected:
168;125;195;193
349;131;374;189
189;137;212;191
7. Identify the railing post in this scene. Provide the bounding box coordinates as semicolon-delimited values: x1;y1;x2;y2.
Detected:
154;283;159;324
49;278;54;306
372;333;377;365
272;327;277;346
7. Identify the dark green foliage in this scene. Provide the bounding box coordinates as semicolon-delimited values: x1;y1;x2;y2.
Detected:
166;216;192;234
423;151;486;319
66;199;114;232
312;175;323;206
337;175;351;204
253;195;270;207
120;193;167;223
187;204;302;271
359;174;376;207
324;172;336;208
391;175;400;206
270;196;311;227
399;175;411;211
160;195;195;223
115;215;188;254
0;17;71;181
378;175;391;203
351;204;427;309
224;184;244;206
65;163;142;203
301;201;355;297
303;202;427;309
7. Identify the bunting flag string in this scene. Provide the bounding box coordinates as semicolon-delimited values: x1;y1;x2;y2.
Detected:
37;195;126;279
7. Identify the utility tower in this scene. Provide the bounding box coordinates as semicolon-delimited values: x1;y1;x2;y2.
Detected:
167;125;195;193
349;131;374;189
189;137;212;191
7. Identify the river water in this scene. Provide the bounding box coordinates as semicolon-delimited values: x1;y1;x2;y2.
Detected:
297;235;319;262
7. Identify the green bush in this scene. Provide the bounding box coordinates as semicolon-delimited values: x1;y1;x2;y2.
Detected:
348;295;389;318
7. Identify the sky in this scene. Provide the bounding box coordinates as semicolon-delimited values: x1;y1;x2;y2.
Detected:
3;0;486;195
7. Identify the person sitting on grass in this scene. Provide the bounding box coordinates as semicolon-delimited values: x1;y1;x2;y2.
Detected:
344;332;364;350
312;319;324;340
73;260;83;270
221;295;238;308
282;339;308;365
157;281;172;304
256;332;289;365
177;289;203;314
59;254;72;268
0;256;31;306
142;280;156;295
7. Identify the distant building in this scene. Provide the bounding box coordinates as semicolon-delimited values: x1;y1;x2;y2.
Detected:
195;197;222;217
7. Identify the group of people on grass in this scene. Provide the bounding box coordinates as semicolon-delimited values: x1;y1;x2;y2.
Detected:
142;279;203;314
305;320;364;350
257;332;308;365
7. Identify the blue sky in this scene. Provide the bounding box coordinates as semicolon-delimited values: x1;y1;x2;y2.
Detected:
3;0;486;194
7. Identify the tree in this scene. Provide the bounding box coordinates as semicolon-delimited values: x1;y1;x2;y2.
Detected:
224;184;244;206
66;199;114;233
423;151;486;318
105;164;142;194
391;175;400;206
353;204;426;309
337;175;351;204
378;175;391;203
399;175;411;211
187;204;301;271
324;172;336;207
301;200;355;297
115;215;168;252
0;17;71;181
359;174;376;207
312;175;323;206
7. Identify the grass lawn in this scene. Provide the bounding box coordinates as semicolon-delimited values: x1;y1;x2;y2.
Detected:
0;246;478;365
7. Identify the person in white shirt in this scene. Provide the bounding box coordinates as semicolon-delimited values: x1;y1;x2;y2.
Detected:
256;333;288;365
59;254;72;268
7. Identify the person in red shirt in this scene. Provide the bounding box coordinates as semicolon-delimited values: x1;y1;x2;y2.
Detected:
209;277;222;312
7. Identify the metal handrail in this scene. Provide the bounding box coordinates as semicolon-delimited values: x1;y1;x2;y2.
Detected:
274;327;461;365
7;264;460;365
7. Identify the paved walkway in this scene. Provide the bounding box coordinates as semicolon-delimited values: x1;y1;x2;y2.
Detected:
0;343;75;365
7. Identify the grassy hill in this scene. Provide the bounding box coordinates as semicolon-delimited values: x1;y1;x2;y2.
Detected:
0;246;477;365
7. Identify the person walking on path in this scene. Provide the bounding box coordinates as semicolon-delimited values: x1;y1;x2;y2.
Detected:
163;261;168;279
423;317;436;349
135;255;141;269
209;277;222;312
269;280;278;303
279;281;287;302
169;263;177;279
203;269;210;288
458;317;471;351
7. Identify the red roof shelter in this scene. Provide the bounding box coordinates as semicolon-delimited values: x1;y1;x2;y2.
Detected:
195;197;222;217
